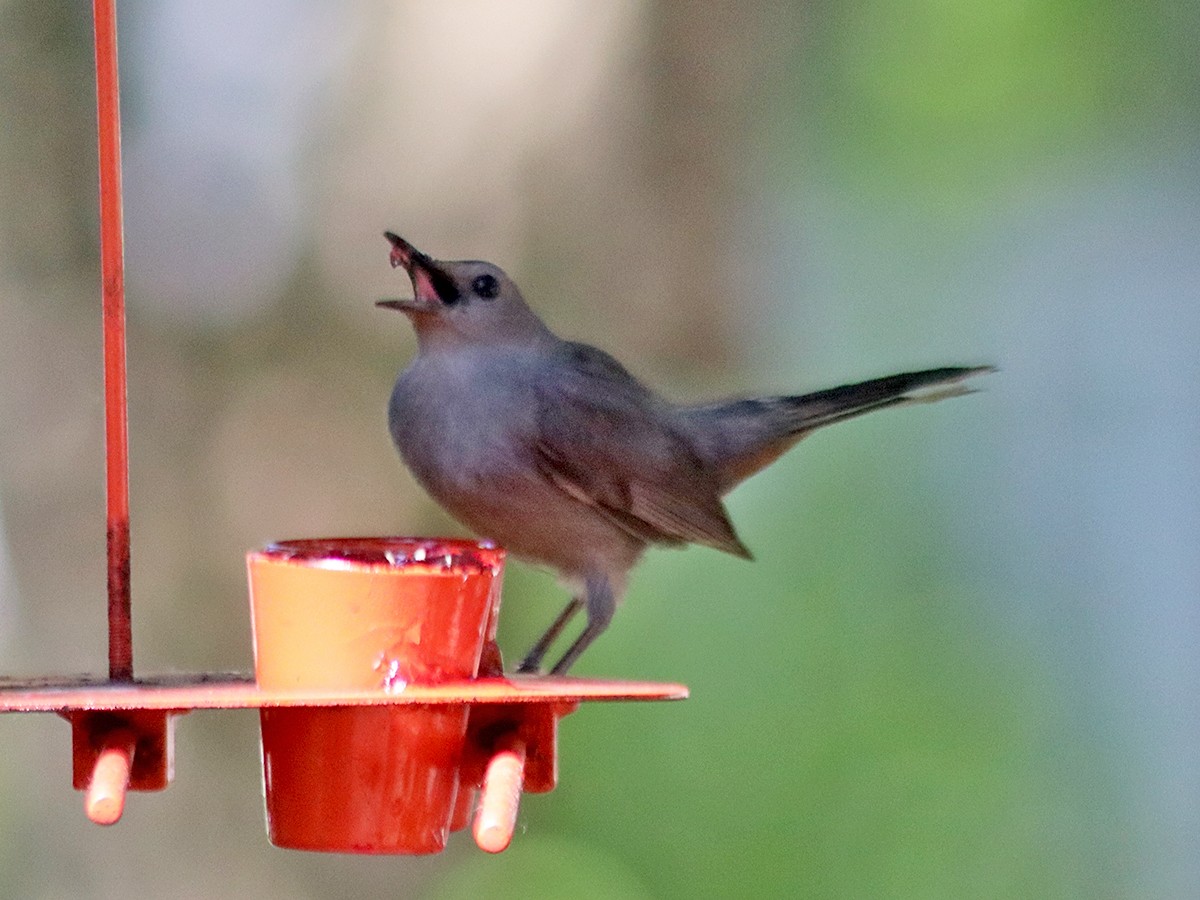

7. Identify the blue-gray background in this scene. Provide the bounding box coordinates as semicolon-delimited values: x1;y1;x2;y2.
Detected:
0;1;1195;897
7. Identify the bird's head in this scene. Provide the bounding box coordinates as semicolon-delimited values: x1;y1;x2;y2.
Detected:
378;232;549;349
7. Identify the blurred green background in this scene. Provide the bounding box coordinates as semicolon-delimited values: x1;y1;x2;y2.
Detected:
0;1;1196;897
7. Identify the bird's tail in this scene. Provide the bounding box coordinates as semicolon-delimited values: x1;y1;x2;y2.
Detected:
679;366;993;492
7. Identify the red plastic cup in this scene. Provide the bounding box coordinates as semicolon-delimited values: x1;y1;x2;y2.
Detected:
247;537;504;853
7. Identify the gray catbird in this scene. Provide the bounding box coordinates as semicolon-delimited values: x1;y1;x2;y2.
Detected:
379;232;990;674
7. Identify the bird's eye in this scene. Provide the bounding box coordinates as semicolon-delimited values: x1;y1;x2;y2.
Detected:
472;273;499;299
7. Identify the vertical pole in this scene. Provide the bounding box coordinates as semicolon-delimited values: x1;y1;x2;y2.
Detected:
93;0;133;681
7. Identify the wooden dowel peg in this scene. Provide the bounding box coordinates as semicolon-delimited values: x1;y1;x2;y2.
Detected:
85;729;136;825
473;734;526;853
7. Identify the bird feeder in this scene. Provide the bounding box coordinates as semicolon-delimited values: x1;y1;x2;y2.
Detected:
0;0;686;855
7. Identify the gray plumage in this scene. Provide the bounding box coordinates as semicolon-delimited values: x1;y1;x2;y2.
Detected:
379;232;990;674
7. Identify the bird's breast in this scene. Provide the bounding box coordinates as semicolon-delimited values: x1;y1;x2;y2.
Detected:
388;350;539;495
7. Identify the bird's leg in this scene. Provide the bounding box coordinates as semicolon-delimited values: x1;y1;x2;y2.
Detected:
515;596;583;674
549;575;615;675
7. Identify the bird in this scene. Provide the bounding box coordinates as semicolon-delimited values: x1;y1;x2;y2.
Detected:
378;231;991;675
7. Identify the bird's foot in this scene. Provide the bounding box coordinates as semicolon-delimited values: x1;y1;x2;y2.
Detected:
513;653;544;676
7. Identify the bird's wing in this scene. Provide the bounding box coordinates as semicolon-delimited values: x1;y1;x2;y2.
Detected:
532;342;751;558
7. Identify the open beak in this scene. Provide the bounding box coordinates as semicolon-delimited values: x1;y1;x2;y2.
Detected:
384;231;429;273
378;231;461;313
379;230;436;314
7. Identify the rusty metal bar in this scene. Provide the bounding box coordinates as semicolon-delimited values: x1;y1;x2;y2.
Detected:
92;0;133;681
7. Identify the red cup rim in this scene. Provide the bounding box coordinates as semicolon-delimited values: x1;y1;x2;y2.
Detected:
251;537;505;573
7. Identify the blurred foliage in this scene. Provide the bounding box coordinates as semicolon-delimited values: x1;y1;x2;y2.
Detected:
787;0;1190;209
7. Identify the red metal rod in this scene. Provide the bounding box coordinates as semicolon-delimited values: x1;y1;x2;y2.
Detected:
93;0;133;681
